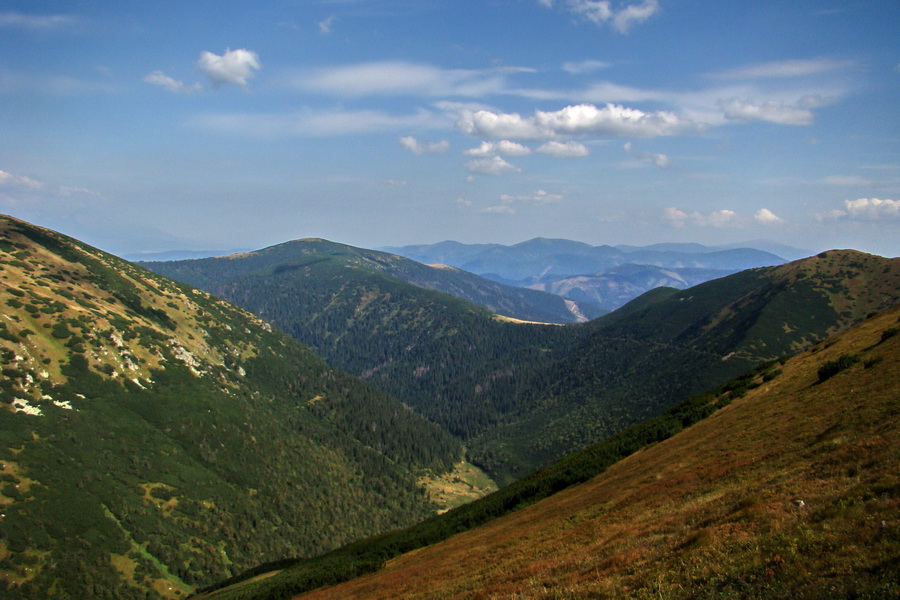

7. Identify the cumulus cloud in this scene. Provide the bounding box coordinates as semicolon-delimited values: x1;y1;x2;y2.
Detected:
536;140;589;157
824;198;900;221
399;136;450;155
197;48;260;87
754;208;784;224
464;140;532;157
718;98;814;126
458;103;700;141
465;156;522;176
664;207;737;227
563;0;660;33
143;71;202;94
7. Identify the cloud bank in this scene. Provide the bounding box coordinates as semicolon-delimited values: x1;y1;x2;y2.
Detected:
458;103;701;140
825;198;900;221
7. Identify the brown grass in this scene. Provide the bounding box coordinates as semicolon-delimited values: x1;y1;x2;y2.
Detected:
296;306;900;600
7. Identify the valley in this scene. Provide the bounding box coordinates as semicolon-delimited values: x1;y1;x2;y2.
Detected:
1;215;898;600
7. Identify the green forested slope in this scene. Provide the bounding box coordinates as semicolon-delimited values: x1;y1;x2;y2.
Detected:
143;244;574;441
471;250;900;478
0;216;461;599
145;240;900;484
141;238;600;325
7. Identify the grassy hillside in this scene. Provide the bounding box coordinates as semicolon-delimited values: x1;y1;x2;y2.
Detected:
0;216;461;599
211;304;899;600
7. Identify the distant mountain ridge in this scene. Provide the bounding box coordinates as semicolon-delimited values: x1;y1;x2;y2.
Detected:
140;238;603;325
382;238;797;311
381;237;793;280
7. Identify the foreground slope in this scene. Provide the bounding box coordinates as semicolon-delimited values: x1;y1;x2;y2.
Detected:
265;304;900;600
0;216;460;599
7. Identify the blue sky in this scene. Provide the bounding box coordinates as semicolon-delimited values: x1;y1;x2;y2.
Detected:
1;1;898;257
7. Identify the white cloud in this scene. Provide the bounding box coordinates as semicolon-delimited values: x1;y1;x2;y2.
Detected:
0;12;76;30
824;198;900;221
197;48;261;87
664;207;737;227
464;140;532;157
143;71;201;94
562;59;611;74
193;107;450;138
718;98;814;126
399;136;450;155
318;16;335;34
536;140;589;157
293;61;529;97
465;156;522;176
480;205;517;215
458;103;701;141
623;141;669;167
564;0;660;33
754;208;784;224
499;189;564;204
822;175;873;186
0;169;104;207
0;70;118;96
711;58;856;80
0;170;45;192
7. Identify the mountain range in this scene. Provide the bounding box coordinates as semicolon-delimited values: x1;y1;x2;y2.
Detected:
381;238;799;311
143;239;900;483
2;215;897;600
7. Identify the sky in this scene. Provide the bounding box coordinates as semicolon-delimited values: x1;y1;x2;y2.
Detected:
1;0;899;258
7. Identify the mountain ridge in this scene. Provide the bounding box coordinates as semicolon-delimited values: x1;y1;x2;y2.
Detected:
0;215;462;600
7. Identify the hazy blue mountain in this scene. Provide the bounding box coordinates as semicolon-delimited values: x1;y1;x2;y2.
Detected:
527;264;735;312
384;238;786;283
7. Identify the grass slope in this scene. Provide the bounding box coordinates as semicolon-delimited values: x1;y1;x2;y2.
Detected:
0;216;461;599
241;304;899;600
